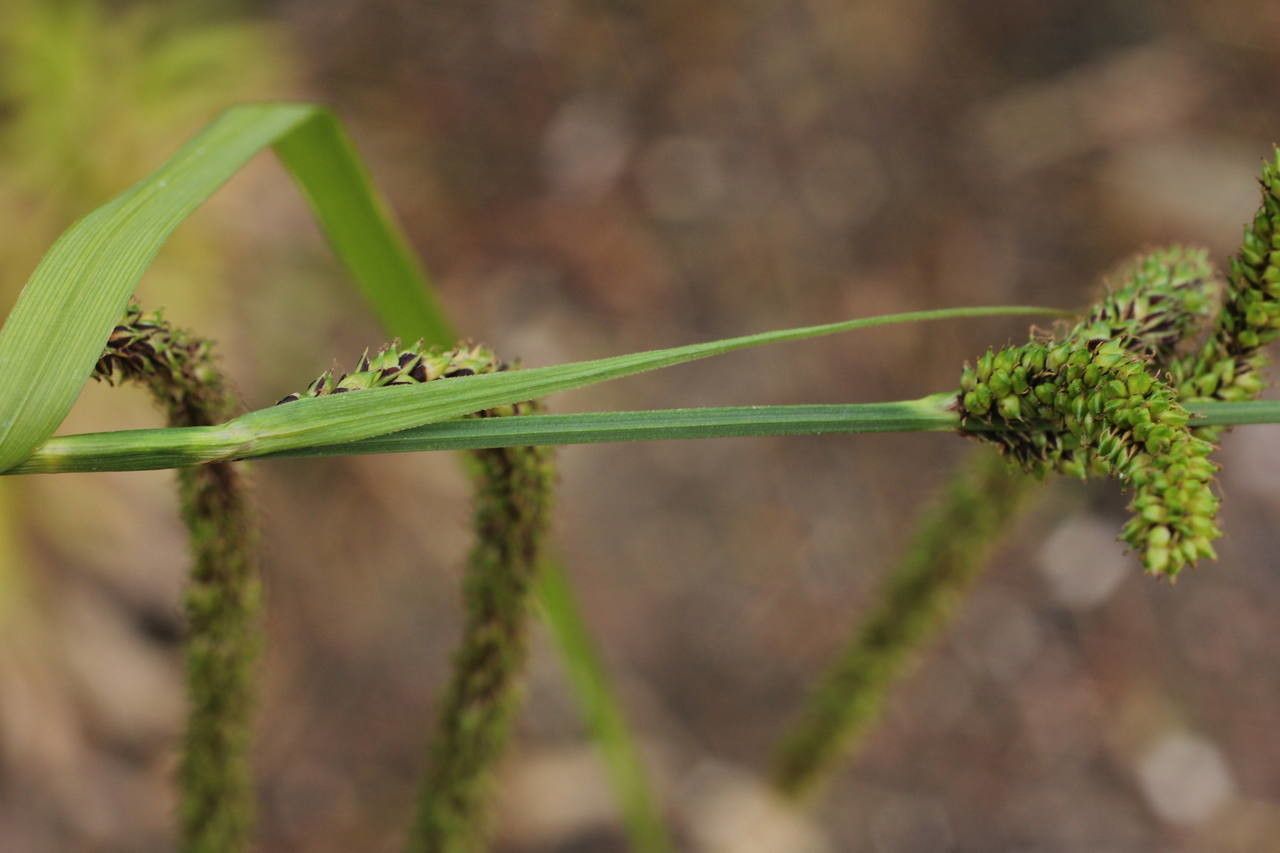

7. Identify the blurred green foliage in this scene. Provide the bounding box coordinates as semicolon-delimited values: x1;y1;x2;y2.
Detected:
0;0;288;289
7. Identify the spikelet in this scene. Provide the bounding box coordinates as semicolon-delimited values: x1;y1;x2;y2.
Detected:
960;338;1219;577
957;246;1225;578
94;300;256;851
278;338;554;849
276;339;532;418
95;301;232;424
1169;149;1280;427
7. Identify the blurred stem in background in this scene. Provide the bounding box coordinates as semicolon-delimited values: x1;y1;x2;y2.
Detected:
0;482;26;639
534;561;671;853
772;450;1039;798
0;0;284;240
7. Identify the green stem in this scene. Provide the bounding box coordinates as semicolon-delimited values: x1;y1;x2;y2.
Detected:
14;395;1280;476
94;303;258;852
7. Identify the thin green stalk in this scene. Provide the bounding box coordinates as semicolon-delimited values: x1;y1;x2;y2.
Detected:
7;397;955;474
94;303;257;852
8;305;1060;479
771;449;1036;797
12;395;1280;476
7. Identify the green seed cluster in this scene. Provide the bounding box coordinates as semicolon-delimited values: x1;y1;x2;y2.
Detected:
1073;246;1220;363
96;301;234;424
957;150;1280;578
1169;149;1280;424
960;338;1218;577
958;247;1224;578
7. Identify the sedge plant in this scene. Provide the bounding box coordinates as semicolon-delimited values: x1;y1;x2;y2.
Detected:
772;161;1280;800
5;103;1280;850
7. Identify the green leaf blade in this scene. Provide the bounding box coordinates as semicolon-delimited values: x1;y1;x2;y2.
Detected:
13;396;1280;476
7;397;957;474
0;103;314;470
0;101;449;474
272;112;453;346
227;306;1061;456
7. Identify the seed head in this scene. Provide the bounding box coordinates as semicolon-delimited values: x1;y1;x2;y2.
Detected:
957;246;1227;579
278;340;536;418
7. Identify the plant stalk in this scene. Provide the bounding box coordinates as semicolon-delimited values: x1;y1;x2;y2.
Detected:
771;449;1037;797
10;396;1280;476
94;304;258;852
410;441;555;851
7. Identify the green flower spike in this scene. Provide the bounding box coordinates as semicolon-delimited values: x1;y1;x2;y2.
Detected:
771;160;1280;805
957;246;1224;579
281;340;554;852
95;301;258;853
277;339;524;414
1170;149;1280;431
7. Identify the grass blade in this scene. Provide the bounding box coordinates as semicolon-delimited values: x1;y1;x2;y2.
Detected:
5;304;1055;471
272;113;452;347
7;397;958;474
0;104;300;470
10;395;1278;475
222;306;1062;457
266;397;961;456
0;102;444;473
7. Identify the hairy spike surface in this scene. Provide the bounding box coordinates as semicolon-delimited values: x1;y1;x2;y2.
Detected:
958;246;1225;578
1170;149;1280;433
95;301;258;852
282;339;553;851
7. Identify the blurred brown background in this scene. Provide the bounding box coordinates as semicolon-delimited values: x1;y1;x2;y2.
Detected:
3;0;1280;850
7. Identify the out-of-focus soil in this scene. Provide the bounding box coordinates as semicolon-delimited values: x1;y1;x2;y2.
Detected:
5;1;1280;850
